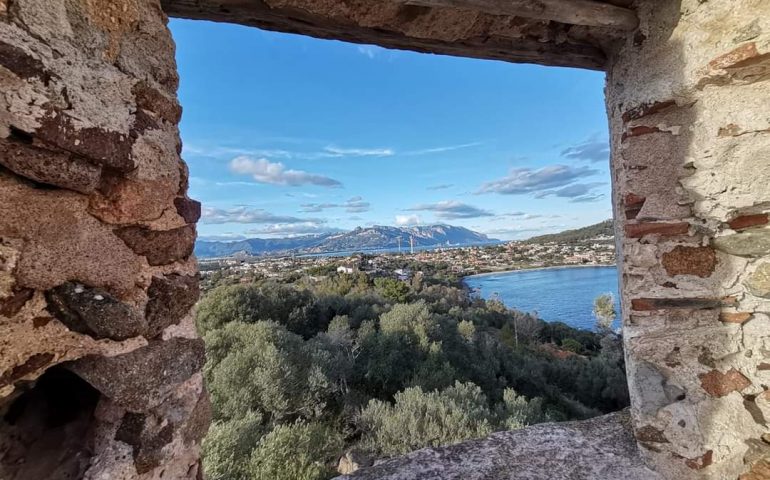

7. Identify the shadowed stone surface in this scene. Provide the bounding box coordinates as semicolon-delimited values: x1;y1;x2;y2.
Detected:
161;0;630;70
116;225;196;266
69;338;205;412
46;282;147;340
145;274;200;338
334;411;662;480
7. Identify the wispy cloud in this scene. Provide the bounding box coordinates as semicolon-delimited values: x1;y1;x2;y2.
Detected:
477;165;598;195
427;184;454;191
535;182;605;199
357;45;385;59
395;214;422;226
405;142;482;156
323;146;395;158
245;223;343;237
201;206;323;225
300;196;371;213
184;144;295;159
229;156;342;187
570;193;606;203
407;200;494;220
561;136;609;163
198;233;248;242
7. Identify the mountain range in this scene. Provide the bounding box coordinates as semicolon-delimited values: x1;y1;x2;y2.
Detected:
195;225;498;258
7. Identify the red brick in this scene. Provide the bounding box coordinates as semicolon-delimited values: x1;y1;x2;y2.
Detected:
685;450;714;471
699;368;751;397
728;214;768;230
622;125;662;142
720;312;752;324
625;222;689;238
631;297;732;311
622;100;677;123
709;42;759;70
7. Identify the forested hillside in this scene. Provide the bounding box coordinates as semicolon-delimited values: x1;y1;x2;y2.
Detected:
525;220;614;244
198;265;628;479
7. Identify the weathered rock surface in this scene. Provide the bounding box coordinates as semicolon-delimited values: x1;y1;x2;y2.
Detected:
46;282;147;340
145;274;200;338
714;229;770;257
334;411;661;480
746;263;770;298
69;338;205;412
116;225;196;266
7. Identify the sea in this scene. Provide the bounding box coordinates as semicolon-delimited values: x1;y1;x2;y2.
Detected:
464;265;620;331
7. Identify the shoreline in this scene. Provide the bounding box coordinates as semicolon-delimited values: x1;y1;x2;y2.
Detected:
462;263;616;280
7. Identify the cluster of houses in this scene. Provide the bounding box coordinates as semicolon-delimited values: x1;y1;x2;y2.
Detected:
199;237;615;283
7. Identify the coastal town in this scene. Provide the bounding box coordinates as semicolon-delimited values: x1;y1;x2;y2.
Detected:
199;229;616;289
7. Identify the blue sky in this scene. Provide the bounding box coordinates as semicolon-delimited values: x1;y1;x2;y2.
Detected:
170;20;612;241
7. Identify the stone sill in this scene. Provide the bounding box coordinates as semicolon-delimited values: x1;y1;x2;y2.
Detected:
334;410;662;480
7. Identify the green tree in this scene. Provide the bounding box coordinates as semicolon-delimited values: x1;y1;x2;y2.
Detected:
204;321;343;422
248;421;344;480
202;411;264;480
593;293;616;333
374;277;410;303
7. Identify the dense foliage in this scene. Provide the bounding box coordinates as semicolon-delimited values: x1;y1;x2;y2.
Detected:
199;267;628;479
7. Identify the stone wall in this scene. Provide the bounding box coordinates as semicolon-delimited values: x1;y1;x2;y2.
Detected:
606;0;770;478
0;1;207;478
1;0;769;478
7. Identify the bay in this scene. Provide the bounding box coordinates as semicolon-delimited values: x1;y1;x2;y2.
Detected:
464;265;620;331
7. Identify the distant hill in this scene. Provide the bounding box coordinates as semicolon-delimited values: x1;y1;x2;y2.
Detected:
525;220;614;244
195;224;498;258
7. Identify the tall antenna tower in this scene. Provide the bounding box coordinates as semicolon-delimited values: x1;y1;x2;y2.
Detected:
397;236;402;254
410;235;414;255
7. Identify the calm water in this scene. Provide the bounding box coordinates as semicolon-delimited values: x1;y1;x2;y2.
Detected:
464;266;620;331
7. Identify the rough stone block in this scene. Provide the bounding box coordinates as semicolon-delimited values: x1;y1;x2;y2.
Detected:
45;282;146;341
714;229;770;257
174;197;202;224
699;368;751;397
661;245;717;278
0;287;33;317
0;352;54;388
145;274;199;338
69;338;205;412
132;81;182;124
115;412;175;474
115;225;196;266
746;263;770;298
0;139;102;194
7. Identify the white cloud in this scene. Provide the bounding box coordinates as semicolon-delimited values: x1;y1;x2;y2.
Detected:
300;196;371;213
395;214;422;226
561;135;609;163
246;223;343;237
406;200;494;219
229;156;342;187
477;165;598;195
201;206;322;225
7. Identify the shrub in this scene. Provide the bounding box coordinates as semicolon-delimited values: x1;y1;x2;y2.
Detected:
359;382;495;456
248;421;344;480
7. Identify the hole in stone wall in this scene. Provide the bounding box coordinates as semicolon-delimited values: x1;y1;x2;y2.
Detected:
0;366;100;480
173;19;624;477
